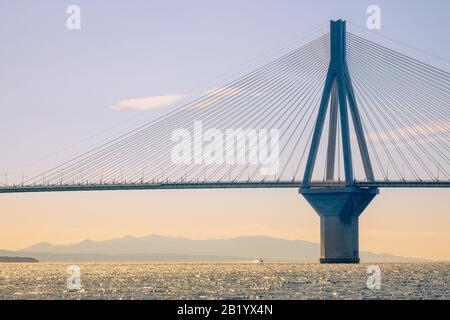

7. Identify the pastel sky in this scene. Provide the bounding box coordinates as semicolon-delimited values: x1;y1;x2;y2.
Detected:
0;0;449;260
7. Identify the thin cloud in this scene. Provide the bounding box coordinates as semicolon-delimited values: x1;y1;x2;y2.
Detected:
111;94;186;111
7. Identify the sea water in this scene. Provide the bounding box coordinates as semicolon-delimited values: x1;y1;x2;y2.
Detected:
0;262;448;300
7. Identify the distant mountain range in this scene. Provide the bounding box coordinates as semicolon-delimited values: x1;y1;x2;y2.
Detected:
0;235;428;262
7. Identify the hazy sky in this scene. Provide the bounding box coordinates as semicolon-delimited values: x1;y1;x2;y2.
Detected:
0;0;449;260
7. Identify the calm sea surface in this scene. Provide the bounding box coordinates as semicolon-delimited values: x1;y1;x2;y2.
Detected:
0;263;448;300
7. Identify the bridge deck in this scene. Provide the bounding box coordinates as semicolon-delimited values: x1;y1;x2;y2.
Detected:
0;180;449;194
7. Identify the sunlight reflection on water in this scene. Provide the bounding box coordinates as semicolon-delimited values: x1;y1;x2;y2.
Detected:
0;263;448;300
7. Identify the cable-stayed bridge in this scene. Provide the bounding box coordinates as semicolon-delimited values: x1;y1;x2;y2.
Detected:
1;20;449;263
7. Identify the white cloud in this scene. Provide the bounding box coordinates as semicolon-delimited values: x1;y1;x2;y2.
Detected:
111;94;186;111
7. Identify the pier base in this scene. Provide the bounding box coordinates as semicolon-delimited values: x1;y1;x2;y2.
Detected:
300;187;378;264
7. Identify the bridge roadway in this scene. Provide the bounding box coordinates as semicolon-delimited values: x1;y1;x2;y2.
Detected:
0;180;449;194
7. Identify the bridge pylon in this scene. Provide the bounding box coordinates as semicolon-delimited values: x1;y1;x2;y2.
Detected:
299;20;379;263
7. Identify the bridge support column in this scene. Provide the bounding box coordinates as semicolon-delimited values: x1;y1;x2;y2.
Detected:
300;187;378;263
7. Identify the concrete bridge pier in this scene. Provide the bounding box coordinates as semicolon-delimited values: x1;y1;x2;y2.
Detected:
300;187;378;263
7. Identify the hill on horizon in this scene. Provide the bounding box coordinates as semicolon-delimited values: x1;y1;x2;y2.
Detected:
0;234;430;263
